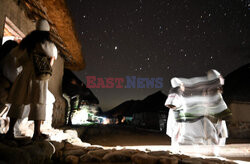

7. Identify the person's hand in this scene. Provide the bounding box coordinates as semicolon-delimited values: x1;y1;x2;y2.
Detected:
180;83;185;91
167;105;177;109
50;56;55;66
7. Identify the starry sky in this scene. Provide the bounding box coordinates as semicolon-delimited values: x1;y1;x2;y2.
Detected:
65;0;250;111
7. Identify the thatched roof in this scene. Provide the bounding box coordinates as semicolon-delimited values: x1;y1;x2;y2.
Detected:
20;0;84;70
62;69;99;105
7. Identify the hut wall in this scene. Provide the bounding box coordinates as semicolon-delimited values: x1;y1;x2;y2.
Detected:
229;102;250;122
228;101;250;139
0;0;35;43
49;55;66;127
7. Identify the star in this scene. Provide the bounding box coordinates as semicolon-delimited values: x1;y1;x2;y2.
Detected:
66;0;250;110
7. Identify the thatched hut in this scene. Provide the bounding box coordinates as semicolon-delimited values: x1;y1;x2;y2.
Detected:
62;69;99;125
0;0;85;127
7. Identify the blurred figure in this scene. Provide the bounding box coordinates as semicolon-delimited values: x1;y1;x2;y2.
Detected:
0;40;18;110
165;85;183;146
0;40;18;134
165;69;231;145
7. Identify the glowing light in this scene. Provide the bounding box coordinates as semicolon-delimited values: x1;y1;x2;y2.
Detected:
102;117;110;125
71;108;88;125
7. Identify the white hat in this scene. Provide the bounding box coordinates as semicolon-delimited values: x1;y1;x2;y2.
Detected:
207;69;224;85
207;69;221;80
170;77;183;88
36;19;50;31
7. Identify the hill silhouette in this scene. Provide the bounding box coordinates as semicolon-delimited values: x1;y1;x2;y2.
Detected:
105;91;169;118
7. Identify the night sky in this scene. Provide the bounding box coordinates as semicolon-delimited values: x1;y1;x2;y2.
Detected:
65;0;250;111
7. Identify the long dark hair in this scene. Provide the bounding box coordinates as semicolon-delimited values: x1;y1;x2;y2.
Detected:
19;30;51;53
0;40;18;61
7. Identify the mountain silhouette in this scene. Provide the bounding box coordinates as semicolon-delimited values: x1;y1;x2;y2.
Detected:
105;91;169;118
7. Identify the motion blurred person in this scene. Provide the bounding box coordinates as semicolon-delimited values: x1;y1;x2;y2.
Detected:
0;40;18;133
165;70;230;145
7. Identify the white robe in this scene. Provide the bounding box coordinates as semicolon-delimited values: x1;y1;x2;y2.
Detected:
165;93;228;146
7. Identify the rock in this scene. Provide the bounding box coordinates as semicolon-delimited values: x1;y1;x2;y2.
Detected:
179;158;202;164
75;141;91;147
80;153;102;163
148;151;171;157
173;154;190;160
64;149;87;156
46;129;69;142
159;156;179;164
0;142;31;164
64;142;79;150
87;149;111;158
52;150;64;162
14;137;33;147
117;149;139;156
64;129;79;138
84;146;103;152
50;141;65;151
64;142;87;150
23;141;55;163
131;153;158;164
103;150;132;162
66;137;83;144
65;139;91;148
65;155;79;164
0;139;18;147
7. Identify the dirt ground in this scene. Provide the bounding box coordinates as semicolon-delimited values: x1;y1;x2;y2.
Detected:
66;124;250;162
77;124;171;146
76;124;250;147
